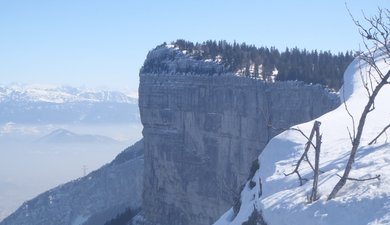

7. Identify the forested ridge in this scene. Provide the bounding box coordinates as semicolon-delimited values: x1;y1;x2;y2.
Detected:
171;40;354;90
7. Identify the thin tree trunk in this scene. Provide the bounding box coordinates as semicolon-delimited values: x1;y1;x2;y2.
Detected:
328;70;390;200
310;124;321;202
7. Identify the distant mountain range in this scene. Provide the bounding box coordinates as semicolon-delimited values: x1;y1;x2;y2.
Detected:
0;84;139;124
0;84;137;104
37;128;120;144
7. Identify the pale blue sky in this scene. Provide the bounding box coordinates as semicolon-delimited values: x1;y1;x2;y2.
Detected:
0;0;388;91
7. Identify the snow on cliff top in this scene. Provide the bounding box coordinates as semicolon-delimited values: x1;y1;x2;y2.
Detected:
214;50;390;225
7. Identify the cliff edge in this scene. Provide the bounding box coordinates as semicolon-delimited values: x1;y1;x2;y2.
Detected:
139;44;340;225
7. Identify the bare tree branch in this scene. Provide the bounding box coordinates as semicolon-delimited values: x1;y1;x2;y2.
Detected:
289;127;317;150
342;76;356;144
335;173;380;182
285;121;321;186
369;123;390;145
304;154;316;172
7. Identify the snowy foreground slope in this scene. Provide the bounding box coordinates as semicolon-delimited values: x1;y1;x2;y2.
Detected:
214;53;390;225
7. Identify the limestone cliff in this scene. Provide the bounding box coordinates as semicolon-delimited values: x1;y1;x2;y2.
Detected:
139;46;340;225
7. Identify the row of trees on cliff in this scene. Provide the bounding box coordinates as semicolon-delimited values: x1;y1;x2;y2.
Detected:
173;39;354;90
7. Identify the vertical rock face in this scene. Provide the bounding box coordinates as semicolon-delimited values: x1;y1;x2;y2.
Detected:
139;46;340;225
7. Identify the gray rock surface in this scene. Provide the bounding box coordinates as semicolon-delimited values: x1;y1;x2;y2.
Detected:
0;140;144;225
139;46;340;225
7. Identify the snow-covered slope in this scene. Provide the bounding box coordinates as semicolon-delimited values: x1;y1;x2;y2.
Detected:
214;51;390;225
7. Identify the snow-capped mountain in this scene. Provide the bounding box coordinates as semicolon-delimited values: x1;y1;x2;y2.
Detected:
213;50;390;224
0;84;139;124
0;84;137;104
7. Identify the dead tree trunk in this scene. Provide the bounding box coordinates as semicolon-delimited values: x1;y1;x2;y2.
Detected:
309;123;322;202
286;121;322;203
285;121;320;186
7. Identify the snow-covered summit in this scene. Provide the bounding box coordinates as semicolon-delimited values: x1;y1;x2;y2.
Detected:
0;84;137;104
214;50;390;224
0;84;140;124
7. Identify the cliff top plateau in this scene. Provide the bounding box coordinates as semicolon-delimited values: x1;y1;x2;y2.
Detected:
141;40;353;90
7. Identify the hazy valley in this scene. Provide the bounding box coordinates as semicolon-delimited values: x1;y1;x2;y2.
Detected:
0;85;142;220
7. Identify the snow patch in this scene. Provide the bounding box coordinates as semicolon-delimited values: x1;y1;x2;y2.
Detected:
71;215;89;225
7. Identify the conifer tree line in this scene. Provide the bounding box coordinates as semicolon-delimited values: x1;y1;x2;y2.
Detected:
173;40;354;90
103;208;139;225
